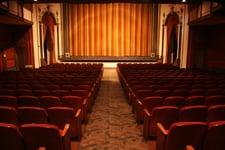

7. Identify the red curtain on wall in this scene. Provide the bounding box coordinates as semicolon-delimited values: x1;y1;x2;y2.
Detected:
42;12;56;63
25;28;35;67
69;3;153;57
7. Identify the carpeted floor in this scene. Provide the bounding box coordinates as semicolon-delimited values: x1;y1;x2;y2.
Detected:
72;69;155;150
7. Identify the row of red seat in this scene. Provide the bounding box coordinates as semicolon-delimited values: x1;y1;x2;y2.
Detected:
0;122;70;150
0;63;103;149
157;121;225;150
143;104;225;138
0;105;82;140
0;95;88;123
117;63;225;150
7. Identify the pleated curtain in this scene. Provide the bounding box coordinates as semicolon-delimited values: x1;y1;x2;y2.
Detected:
69;3;153;56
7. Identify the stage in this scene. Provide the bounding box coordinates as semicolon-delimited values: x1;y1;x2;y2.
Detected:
59;56;158;62
59;56;159;68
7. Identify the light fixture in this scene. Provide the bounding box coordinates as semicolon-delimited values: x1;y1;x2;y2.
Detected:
182;0;186;2
34;0;38;2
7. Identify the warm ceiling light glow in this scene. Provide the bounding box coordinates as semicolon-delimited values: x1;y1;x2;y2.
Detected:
182;0;186;2
34;0;38;2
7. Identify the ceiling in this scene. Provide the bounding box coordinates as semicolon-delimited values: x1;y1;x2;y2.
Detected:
21;0;221;4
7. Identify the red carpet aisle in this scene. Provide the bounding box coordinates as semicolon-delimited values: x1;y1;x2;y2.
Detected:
77;69;154;150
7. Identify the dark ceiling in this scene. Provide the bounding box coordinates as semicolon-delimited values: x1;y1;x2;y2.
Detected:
21;0;221;4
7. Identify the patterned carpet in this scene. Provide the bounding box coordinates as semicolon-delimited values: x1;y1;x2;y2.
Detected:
72;69;155;150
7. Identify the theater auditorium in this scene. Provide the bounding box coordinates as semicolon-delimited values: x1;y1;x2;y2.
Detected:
0;0;225;150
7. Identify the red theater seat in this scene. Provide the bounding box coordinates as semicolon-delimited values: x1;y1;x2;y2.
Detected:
205;95;225;106
185;96;205;106
61;96;88;123
0;95;17;108
18;96;40;107
39;96;61;109
207;105;225;122
48;107;82;140
163;96;185;108
203;121;225;150
0;123;23;150
143;106;179;139
179;105;207;122
18;107;48;124
21;123;71;150
156;122;207;150
0;106;19;126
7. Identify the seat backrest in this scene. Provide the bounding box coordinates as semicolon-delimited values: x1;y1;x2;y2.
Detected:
70;90;89;98
203;121;225;150
21;123;64;150
0;95;17;108
48;107;75;129
0;89;16;96
135;89;153;100
18;96;40;107
46;84;61;91
33;90;51;97
164;96;185;107
185;96;205;106
39;96;61;108
0;122;23;150
61;84;76;91
205;95;225;106
166;122;207;150
48;107;81;139
206;89;222;96
150;106;179;136
61;96;83;110
153;89;171;98
51;90;70;99
190;89;205;96
142;96;164;112
207;105;225;122
0;106;19;126
18;107;48;124
171;89;189;97
179;105;207;122
16;89;33;96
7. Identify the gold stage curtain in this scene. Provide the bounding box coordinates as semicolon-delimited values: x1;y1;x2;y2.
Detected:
69;3;153;56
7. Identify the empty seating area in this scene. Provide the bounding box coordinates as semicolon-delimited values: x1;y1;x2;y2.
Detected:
0;63;103;149
117;63;225;150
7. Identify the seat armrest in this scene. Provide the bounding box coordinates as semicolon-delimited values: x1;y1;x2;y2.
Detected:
59;123;70;137
156;123;168;150
186;145;195;150
83;98;87;105
143;108;152;140
157;123;168;135
38;147;46;150
75;108;82;118
137;99;142;106
144;108;150;117
60;124;71;150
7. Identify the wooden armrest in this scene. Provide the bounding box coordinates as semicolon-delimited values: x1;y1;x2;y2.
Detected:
186;145;195;150
75;108;82;117
137;99;142;105
143;109;150;117
59;123;70;137
88;92;91;97
83;98;87;105
157;123;168;135
38;147;46;150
